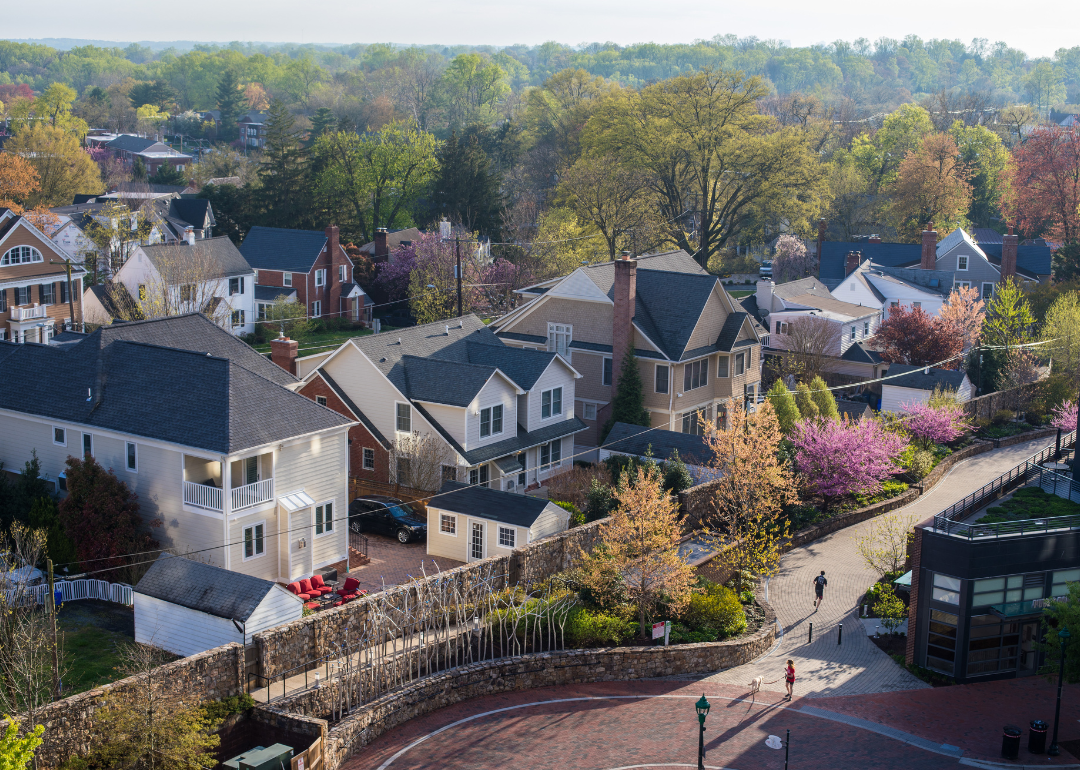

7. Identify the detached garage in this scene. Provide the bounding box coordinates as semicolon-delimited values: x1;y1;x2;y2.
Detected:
880;364;973;414
134;553;302;658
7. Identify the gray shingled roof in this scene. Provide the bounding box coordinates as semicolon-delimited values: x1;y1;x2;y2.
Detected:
883;364;968;391
460;417;587;465
404;356;500;407
603;422;713;466
140;237;253;279
239;226;327;273
106;135;159;153
136;553;287;621
169;198;216;230
254;285;296;302
431;481;559;528
715;312;749;353
841;341;884;364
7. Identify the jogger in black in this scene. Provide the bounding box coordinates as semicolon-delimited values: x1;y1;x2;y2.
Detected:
813;571;827;611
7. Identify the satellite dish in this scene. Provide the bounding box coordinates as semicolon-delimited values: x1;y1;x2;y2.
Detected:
766;735;784;750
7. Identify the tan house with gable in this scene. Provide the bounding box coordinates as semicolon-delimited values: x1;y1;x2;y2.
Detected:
492;250;764;446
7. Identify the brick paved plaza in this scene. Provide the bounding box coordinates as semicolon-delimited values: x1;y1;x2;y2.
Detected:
347;533;464;595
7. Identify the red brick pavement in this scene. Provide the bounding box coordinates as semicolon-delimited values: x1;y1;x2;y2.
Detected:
346;534;464;594
344;681;966;770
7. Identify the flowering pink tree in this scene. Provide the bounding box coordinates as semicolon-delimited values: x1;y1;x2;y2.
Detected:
772;235;815;283
1053;400;1078;432
790;417;908;509
374;244;417;303
902;400;970;446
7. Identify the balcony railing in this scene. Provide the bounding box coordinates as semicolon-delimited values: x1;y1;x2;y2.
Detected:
10;304;47;321
184;480;223;512
231;478;274;511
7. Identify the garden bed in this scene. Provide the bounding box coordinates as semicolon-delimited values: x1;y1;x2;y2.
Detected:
976;485;1080;524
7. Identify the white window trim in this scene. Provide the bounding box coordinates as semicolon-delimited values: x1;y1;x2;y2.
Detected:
957;255;969;271
311;300;322;318
314;500;335;537
82;432;93;457
540;387;563;421
243;521;266;561
339;264;347;283
498;525;516;549
440;512;458;537
479;404;504;438
583;402;597;421
655;363;669;394
316;395;328;406
395;401;412;434
125;442;138;473
546;322;572;356
53;426;67;447
362;447;375;471
283;272;293;287
315;269;326;287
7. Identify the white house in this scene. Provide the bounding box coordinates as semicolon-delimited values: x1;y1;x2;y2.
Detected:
426;480;570;562
753;276;881;355
134;553;302;657
880;364;973;414
831;261;949;321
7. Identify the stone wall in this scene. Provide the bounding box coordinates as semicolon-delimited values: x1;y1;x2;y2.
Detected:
912;440;993;493
34;643;244;769
991;427;1058;449
786;488;921;550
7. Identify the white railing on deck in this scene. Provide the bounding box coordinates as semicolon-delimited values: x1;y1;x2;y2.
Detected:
3;579;133;608
10;304;47;321
231;478;274;511
184;480;223;511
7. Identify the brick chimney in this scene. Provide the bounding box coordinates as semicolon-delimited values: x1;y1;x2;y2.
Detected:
374;228;389;262
270;335;298;375
868;234;881;244
611;251;637;394
845;250;862;276
921;222;937;270
325;224;340;284
1001;225;1018;281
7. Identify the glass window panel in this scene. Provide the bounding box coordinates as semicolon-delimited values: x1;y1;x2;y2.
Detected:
931;610;959;625
1054;569;1080;583
1006;589;1023;602
1023;587;1044;600
1007;575;1024;588
934;574;961;591
974;578;1006;592
933;586;960;604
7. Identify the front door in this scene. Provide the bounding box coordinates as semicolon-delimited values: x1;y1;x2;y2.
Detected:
470;522;484;561
1018;621;1041;675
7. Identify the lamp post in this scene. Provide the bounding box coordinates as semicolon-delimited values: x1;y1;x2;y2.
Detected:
1049;625;1071;756
695;693;711;770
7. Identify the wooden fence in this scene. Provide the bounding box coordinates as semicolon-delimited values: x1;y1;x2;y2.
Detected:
348;478;430;513
292;735;323;770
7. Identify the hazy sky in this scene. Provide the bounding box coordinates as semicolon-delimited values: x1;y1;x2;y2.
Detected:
7;0;1080;59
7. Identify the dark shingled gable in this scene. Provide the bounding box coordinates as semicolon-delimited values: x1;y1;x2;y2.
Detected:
136;553;287;621
239;225;328;274
431;481;557;528
603;422;713;466
883;363;968;391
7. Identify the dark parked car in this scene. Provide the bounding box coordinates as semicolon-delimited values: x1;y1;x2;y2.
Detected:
348;495;427;543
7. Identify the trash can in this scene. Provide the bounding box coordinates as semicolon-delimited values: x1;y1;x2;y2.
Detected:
1002;725;1022;759
1029;720;1048;754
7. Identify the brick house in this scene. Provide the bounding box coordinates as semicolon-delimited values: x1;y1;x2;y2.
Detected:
102;135;193;177
239;225;370;324
0;209;86;342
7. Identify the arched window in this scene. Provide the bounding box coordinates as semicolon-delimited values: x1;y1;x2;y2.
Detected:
1;245;43;266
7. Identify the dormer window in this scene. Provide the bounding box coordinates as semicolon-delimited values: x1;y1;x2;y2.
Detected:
547;323;571;356
1;246;43;266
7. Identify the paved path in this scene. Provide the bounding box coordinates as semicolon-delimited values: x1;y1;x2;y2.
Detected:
700;438;1053;698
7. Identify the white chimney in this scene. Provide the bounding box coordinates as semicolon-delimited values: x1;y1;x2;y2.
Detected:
439;217;451;241
756;279;775;318
184;226;195;246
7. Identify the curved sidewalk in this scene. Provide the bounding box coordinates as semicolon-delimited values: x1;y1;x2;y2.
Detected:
700;437;1054;698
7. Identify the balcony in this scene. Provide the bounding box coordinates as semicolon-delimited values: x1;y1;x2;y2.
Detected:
10;304;47;321
184;480;223;511
231;478;274;511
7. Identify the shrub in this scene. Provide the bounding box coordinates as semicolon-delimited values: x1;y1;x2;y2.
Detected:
974;417;992;429
564;606;637;647
554;500;585;527
669;623;716;644
662;450;694;494
584;478;618;521
202;694;256;721
1027;412;1047;426
680;584;747;640
782;502;824;530
992;409;1015;425
908;449;935;480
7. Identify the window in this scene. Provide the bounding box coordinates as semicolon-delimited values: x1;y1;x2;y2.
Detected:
40;283;55;305
315;502;333;535
912;301;921;309
311;300;321;318
82;433;93;457
480;404;503;438
232;309;245;327
180;283;195;302
499;526;516;548
957;255;968;271
775;320;783;334
734;352;746;376
1;246;43;265
14;286;30;306
583;403;597;421
717;356;728;378
540;439;562;469
441;464;457;482
745;383;756;402
253;269;258;283
125;442;137;472
864;321;870;335
58;472;66;492
1051;569;1080;598
546;323;571;356
955;280;970;290
932;573;961;605
396;403;411;432
541;387;562;419
925;609;958;675
53;427;66;446
362;448;375;471
655;364;669;394
972;575;1043;607
396;457;411;485
967;615;1020;676
602;357;612;386
440;513;457;535
283;272;293;287
257;303;268;321
0;289;6;313
682;406;711;435
315;269;326;287
229;277;245;295
339;264;347;283
683;359;708;391
850;326;856;341
316;395;328;406
469;465;490;487
982;282;995;299
243;523;265;559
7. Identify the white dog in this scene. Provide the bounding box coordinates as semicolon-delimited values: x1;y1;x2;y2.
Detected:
749;676;763;695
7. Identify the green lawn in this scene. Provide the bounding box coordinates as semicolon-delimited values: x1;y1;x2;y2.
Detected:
980;486;1080;524
727;290;753;298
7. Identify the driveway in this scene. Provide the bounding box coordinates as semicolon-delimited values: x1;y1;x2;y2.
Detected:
347;533;465;595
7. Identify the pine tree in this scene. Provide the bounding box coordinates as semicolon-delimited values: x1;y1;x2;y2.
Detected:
434;128;504;236
601;351;650;442
308;107;336;146
808;375;839;421
256;98;312;230
794;381;819;420
216;68;245;143
766;379;800;433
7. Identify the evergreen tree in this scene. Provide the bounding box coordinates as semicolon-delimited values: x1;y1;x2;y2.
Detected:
433;128;504;237
256;98;312;230
131;156;147;182
794;381;819;420
601;351;650;442
308;107;337;146
215;67;245;143
151;163;187;186
808;375;839;421
766;379;800;433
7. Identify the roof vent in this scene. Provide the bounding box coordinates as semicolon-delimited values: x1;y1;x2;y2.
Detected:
380;357;386;362
445;325;450;335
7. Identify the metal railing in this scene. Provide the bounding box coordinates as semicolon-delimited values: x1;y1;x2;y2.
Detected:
349;527;369;559
231;478;274;511
183;480;223;511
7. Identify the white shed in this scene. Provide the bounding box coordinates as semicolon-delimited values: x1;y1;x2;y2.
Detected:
880;364;973;414
426;481;570;563
134;553;302;658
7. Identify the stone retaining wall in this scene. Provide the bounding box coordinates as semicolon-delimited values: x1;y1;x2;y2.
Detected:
991;427;1058;448
914;440;993;492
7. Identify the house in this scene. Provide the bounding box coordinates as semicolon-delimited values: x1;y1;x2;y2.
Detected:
0;209;86;343
818;224;1051;293
426;481;570;562
0;313;355;582
289;314;587;492
880;364;973;413
101;182;197;201
101;135;193;177
836;340;887;381
355;227;422;264
598;421;714;482
134;553;301;657
238;112;269;149
831;259;951;320
492;250;764;447
753;276;881;356
85;236;255;334
240;225;370;325
836;399;874;422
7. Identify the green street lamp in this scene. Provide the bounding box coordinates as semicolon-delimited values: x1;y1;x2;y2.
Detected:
696;693;711;770
1049;625;1071;756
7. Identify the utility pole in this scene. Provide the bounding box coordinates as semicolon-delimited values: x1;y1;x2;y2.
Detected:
49;258;80;332
455;236;463;318
47;558;60;700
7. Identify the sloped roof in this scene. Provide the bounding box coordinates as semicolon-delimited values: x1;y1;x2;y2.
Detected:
779;293;877;320
841;341;884;364
465;341;556;390
459;417;587;466
404;356;501;407
106;135;159;153
136;553;286;621
355;227;422;256
239;226;327;273
821;239;1052;282
973;228;1003;245
431;481;559;528
882;363;968;392
603;422;713;466
254;285;297;302
169;197;216;230
837;400;873;421
772;276;834;301
140;237;253;279
715;312;749;353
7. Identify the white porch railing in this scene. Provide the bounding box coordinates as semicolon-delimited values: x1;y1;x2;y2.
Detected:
184;480;223;511
231;478;274;511
10;304;47;321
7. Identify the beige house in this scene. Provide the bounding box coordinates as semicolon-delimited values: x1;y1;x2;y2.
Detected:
492;250;764;447
427;481;570;562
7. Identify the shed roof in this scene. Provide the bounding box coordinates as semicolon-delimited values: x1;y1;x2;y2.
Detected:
882;363;968;392
431;481;558;528
603;422;713;466
135;553;288;621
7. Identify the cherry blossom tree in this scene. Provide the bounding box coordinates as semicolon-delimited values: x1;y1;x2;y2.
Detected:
937;284;985;352
790;417;907;509
901;400;969;446
1053;400;1078;433
771;234;815;283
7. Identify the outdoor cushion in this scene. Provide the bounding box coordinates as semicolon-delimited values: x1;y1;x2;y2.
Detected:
304;601;320;611
298;578;315;596
309;575;334;596
287;582;312;601
337;577;361;598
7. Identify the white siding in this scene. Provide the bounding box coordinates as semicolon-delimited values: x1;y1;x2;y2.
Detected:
134;593;242;658
467;376;517;450
526;360;577;434
426;506;464;562
881;385;933;413
296;351;333;378
276;431;348;574
528;504;570;541
228;509;278;581
423;402;467;446
245;585;303;640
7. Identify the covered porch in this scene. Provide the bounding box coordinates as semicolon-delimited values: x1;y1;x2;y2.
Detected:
183;451;275;513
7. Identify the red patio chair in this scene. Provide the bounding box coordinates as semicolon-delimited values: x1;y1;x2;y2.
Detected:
298;578;316;597
337;576;361;600
304;601;320;611
309;574;334;596
287;582;313;601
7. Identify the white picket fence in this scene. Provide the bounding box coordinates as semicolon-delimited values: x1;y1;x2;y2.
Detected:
3;579;133;608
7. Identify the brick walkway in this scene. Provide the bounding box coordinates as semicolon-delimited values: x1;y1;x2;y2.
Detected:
700;437;1054;698
346;534;464;594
